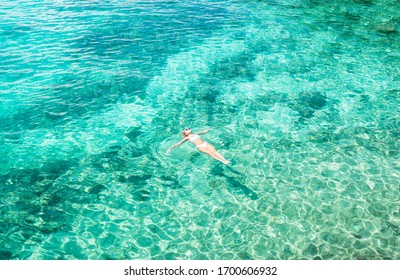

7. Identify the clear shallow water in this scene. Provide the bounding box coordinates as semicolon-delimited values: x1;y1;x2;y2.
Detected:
0;0;399;260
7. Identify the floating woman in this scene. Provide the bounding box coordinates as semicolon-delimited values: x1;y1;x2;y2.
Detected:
167;127;231;164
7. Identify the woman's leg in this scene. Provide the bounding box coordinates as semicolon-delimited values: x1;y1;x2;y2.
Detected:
205;144;230;164
197;144;230;164
209;151;229;164
213;151;230;164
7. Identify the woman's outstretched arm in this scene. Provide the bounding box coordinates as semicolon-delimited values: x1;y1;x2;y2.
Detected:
167;138;187;153
197;128;212;135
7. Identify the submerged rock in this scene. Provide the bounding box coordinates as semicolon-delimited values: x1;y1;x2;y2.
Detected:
289;91;327;119
125;126;143;142
374;23;397;34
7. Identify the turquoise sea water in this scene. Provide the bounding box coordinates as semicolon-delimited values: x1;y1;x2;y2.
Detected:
1;0;399;260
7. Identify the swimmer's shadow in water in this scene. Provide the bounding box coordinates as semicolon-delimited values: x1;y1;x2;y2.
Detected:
210;165;259;200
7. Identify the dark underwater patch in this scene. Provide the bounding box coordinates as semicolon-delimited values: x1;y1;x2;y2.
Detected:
308;131;333;143
41;160;78;180
0;251;12;260
125;127;143;142
374;23;397;35
14;201;41;214
100;150;120;159
302;92;327;110
47;187;82;206
386;221;400;236
159;175;181;188
303;244;319;256
107;145;123;152
1;69;133;133
132;189;151;201
202;89;219;103
147;224;171;241
0;168;40;187
209;52;257;81
3;131;23;144
289;91;327;120
121;133;150;159
1;110;43;132
385;89;400;103
87;183;107;195
211;165;259;200
91;149;128;171
40;208;70;225
1;99;77;133
353;0;373;5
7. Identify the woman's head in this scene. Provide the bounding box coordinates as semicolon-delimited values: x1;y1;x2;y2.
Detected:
182;127;192;137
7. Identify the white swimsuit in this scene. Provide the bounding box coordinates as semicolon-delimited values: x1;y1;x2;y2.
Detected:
196;142;207;148
189;134;201;143
189;134;207;148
